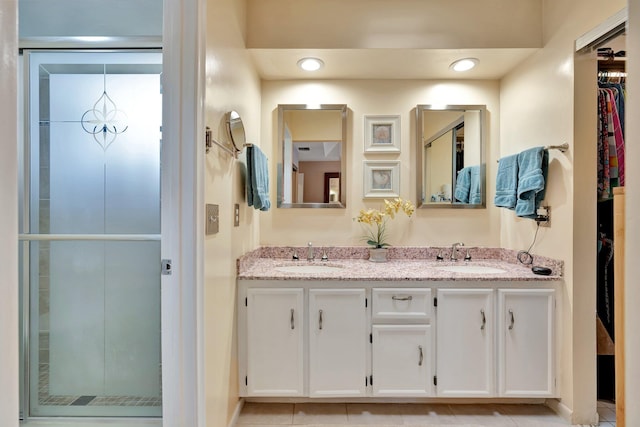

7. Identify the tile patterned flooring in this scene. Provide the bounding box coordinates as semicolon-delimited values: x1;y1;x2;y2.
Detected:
238;401;618;427
597;400;617;427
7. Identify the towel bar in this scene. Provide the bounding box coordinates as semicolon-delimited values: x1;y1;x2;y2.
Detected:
496;143;569;162
544;143;569;152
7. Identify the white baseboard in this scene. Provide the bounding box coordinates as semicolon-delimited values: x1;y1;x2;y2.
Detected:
228;398;245;427
546;398;572;422
546;398;599;426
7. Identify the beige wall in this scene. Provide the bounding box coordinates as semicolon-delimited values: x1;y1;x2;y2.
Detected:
246;0;542;49
285;109;342;141
298;161;340;203
204;0;261;425
260;80;501;248
500;0;625;423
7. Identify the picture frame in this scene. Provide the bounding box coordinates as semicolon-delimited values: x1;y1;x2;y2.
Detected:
364;115;401;153
363;160;400;198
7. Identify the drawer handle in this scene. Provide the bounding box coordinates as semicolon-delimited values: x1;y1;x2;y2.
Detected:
480;308;486;330
418;345;424;366
509;309;515;330
290;308;295;330
391;295;413;301
319;309;323;330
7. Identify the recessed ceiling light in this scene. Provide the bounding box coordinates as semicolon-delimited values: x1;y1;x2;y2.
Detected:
297;57;324;72
450;58;479;72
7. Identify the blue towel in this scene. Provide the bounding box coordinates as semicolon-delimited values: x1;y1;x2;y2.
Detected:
246;146;271;211
454;167;471;203
494;154;519;209
515;146;548;218
468;165;482;204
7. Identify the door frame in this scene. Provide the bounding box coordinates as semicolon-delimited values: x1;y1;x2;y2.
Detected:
160;0;205;425
1;0;205;424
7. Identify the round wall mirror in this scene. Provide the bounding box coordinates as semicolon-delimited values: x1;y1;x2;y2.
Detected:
226;110;246;153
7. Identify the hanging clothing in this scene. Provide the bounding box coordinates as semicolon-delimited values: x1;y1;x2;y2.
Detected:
597;76;625;200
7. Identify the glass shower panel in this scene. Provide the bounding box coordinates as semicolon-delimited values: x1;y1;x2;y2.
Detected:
25;51;162;417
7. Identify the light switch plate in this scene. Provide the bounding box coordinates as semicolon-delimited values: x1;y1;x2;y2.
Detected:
234;203;240;227
206;204;219;235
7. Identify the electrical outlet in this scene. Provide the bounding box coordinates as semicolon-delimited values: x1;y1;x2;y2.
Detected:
234;204;240;227
206;204;219;235
536;206;550;227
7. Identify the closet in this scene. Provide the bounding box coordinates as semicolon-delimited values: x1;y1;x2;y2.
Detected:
595;39;626;416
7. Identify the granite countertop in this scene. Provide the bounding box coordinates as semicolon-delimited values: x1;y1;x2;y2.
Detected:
237;246;563;282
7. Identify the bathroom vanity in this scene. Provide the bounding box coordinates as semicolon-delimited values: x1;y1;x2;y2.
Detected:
236;248;561;401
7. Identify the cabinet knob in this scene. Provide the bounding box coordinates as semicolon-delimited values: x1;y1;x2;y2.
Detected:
480;309;486;330
319;309;323;330
418;345;424;366
392;295;413;301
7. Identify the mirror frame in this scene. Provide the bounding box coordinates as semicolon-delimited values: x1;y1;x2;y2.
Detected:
415;104;486;209
277;104;348;208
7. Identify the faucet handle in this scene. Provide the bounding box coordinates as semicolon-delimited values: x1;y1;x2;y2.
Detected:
321;250;329;261
436;250;444;261
292;250;299;260
464;249;472;262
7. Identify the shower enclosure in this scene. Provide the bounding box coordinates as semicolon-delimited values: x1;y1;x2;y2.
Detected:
19;51;163;417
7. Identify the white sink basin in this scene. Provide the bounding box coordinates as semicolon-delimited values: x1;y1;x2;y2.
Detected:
275;265;344;274
435;265;507;274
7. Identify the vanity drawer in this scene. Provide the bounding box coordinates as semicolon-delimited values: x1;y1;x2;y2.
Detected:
372;288;432;322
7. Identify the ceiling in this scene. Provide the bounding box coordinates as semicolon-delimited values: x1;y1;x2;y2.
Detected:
249;48;539;80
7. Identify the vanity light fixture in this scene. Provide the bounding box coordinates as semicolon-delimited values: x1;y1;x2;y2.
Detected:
450;58;479;72
297;57;324;71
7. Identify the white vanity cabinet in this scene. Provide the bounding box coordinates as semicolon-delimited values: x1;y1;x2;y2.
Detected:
497;289;556;397
237;278;558;400
436;288;494;397
371;288;434;396
244;288;304;396
308;289;367;397
372;325;432;396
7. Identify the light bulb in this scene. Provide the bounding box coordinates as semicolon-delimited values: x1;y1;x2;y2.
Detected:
450;58;479;72
297;57;324;71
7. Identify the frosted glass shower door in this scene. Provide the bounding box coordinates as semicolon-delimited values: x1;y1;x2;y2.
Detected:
24;51;162;417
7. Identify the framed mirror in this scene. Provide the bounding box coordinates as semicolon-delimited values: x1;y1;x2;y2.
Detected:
277;104;347;208
416;105;486;209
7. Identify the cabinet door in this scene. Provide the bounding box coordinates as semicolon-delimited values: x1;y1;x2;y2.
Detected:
246;288;304;396
498;289;556;397
372;325;433;396
309;289;367;397
436;288;494;397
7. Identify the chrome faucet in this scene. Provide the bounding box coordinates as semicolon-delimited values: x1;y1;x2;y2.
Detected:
450;242;464;261
307;242;314;261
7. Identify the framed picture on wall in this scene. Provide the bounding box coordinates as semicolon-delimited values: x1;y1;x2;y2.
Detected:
363;160;400;198
364;115;401;153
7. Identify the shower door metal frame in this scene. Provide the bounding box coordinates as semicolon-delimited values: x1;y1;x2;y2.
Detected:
19;49;163;420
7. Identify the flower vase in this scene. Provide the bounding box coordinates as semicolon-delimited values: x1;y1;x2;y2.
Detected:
369;248;388;262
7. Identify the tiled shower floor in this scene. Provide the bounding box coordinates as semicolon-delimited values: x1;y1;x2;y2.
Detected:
37;333;161;408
